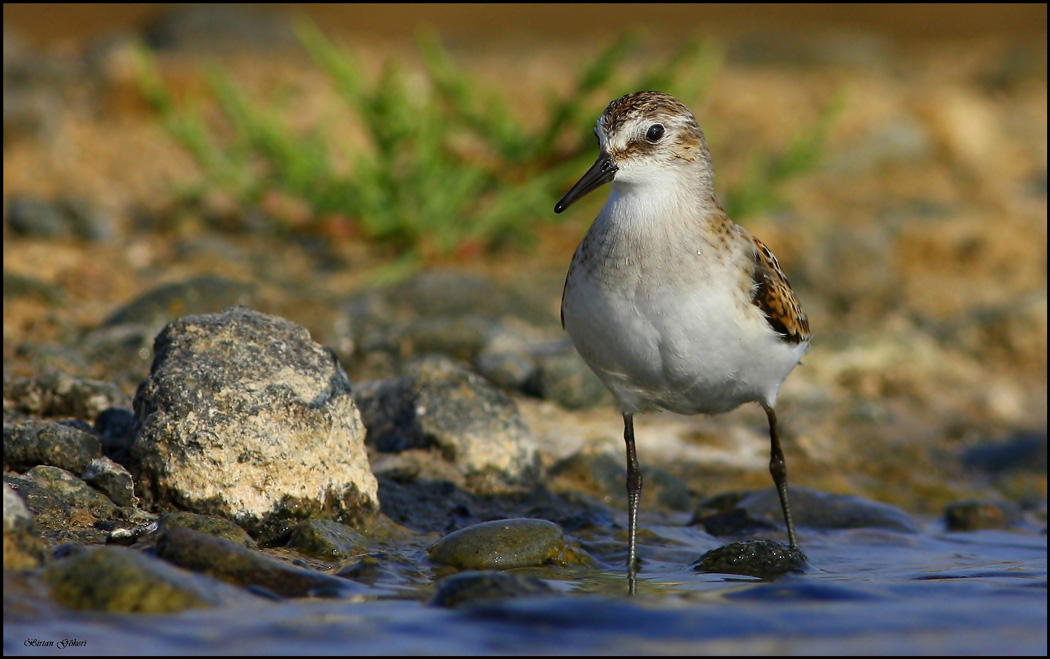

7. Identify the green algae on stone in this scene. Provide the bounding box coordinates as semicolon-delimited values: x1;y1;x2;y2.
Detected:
44;546;251;613
693;539;808;579
156;511;257;548
22;465;119;520
154;526;362;598
427;518;564;569
286;519;370;560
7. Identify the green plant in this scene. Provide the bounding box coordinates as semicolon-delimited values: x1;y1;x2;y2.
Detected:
135;25;833;265
721;92;844;219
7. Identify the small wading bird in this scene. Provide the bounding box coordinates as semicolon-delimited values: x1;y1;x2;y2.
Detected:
555;91;810;586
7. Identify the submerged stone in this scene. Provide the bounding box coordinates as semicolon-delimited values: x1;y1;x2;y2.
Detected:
429;570;555;608
944;499;1023;531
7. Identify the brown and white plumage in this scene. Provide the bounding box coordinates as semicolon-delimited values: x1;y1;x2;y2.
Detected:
555;91;810;584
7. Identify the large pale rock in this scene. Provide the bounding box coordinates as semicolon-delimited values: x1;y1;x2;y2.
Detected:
131;307;378;530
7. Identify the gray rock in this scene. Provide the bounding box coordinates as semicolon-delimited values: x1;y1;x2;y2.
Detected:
962;431;1047;474
5;197;70;238
427;518;564;569
693;539;807;579
4;196;115;241
92;406;135;465
3;417;103;474
3;372;130;420
285;519;369;561
354;357;539;487
82;457;138;507
155;511;255;548
131;306;378;531
550;447;691;512
44;546;257;612
154;527;362;599
429;570;555;608
944;499;1023;531
22;465;119;520
2;475;79;543
528;348;611;409
2;271;63;303
335;550;429;587
143;5;299;53
733;486;922;534
3;483;48;570
104;275;257;330
385;270;551;325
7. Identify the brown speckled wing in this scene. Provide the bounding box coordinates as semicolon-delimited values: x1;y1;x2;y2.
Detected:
750;237;810;345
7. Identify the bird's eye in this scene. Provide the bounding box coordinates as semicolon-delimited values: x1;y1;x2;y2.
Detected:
646;124;665;143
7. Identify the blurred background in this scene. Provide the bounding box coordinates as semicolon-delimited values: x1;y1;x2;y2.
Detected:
3;4;1046;511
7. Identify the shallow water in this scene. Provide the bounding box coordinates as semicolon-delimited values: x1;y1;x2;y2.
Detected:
6;522;1045;656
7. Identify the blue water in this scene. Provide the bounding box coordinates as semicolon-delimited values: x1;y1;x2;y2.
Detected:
5;525;1046;655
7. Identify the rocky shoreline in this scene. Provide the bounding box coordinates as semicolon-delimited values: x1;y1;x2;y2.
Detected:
4;3;1045;624
5;274;1043;613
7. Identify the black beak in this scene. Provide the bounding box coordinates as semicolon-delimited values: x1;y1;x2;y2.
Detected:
554;152;617;214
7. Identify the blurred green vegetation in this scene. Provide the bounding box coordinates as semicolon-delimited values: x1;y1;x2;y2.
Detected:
134;24;836;264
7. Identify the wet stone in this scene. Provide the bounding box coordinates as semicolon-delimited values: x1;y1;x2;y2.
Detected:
693;539;808;579
427;518;564;570
3;483;49;570
155;512;256;548
81;457;137;507
429;570;555;608
153;527;362;599
286;519;369;561
335;551;429;587
3;417;103;474
944;499;1023;531
44;545;255;613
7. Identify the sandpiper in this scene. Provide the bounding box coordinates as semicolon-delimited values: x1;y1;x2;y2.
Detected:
555;91;811;582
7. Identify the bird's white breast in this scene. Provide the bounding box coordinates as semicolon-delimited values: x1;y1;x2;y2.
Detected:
562;186;807;416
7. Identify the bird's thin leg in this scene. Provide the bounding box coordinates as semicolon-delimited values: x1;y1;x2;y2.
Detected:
763;405;798;549
623;413;643;579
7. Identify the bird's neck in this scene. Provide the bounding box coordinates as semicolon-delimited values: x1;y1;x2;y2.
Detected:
603;168;725;237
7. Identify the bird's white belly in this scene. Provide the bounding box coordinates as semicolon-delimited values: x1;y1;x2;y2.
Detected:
564;278;805;416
